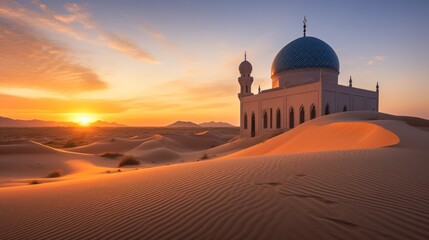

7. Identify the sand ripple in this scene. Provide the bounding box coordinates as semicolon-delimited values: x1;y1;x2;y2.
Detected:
0;148;428;240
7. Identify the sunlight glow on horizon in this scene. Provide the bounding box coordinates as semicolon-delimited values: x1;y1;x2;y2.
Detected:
0;0;428;125
70;113;98;126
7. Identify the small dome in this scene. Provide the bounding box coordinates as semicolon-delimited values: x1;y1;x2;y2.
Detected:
271;36;339;76
239;60;252;74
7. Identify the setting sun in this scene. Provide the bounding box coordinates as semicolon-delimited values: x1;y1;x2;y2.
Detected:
0;1;428;240
74;115;95;126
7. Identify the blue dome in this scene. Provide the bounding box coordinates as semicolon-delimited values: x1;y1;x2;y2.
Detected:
271;36;340;76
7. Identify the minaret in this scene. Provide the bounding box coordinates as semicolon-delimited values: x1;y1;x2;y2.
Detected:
349;76;352;87
376;82;379;93
238;51;254;98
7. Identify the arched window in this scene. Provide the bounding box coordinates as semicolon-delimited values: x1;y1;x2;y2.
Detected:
325;103;330;115
276;108;281;129
300;106;305;124
243;113;248;129
245;85;248;93
343;105;347;112
310;105;316;119
289;107;295;129
251;112;255;137
263;111;268;129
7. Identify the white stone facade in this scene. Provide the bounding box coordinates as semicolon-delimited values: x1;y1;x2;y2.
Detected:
238;36;379;137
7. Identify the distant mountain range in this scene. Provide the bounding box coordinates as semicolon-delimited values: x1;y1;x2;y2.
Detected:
0;116;126;127
0;116;236;128
167;121;236;128
199;121;236;128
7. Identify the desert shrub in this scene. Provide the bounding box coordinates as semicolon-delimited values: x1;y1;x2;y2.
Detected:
100;153;123;159
46;170;62;178
118;155;140;167
201;153;209;160
29;180;40;185
63;140;76;148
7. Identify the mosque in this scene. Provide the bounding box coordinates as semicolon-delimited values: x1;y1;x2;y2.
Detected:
238;18;379;137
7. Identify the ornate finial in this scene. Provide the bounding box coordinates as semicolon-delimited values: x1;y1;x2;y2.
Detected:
349;76;352;87
376;82;379;92
258;85;261;93
244;51;247;61
303;16;307;37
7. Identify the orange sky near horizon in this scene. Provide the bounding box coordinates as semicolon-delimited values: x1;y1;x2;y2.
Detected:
0;1;428;126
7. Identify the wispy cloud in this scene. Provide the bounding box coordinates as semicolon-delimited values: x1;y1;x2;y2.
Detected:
101;32;158;63
368;55;385;65
0;18;106;93
140;24;179;51
57;3;97;29
0;0;85;39
0;0;158;63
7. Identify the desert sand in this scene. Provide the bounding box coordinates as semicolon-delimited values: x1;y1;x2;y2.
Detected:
0;111;428;239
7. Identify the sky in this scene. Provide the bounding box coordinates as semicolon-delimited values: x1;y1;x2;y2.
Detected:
0;0;428;126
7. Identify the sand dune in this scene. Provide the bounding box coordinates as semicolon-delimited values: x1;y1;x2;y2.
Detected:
67;137;147;154
0;140;114;187
0;148;428;239
125;130;236;164
0;140;58;154
230;121;399;157
0;129;238;187
0;112;428;239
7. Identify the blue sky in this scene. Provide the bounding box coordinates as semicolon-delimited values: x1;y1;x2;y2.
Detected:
0;0;428;125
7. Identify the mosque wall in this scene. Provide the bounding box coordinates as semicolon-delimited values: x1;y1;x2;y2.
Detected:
366;98;378;111
352;96;365;110
337;93;352;111
322;83;379;114
240;79;379;137
322;90;336;114
240;100;259;137
285;90;319;128
240;82;321;137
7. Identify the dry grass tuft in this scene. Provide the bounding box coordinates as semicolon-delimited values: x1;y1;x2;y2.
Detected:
118;155;140;167
46;170;62;178
29;180;41;185
201;153;209;160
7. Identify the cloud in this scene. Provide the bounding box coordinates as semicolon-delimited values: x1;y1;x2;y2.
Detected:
140;24;179;51
58;3;96;29
0;0;85;39
101;32;158;63
0;18;107;93
0;1;158;63
368;56;385;65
